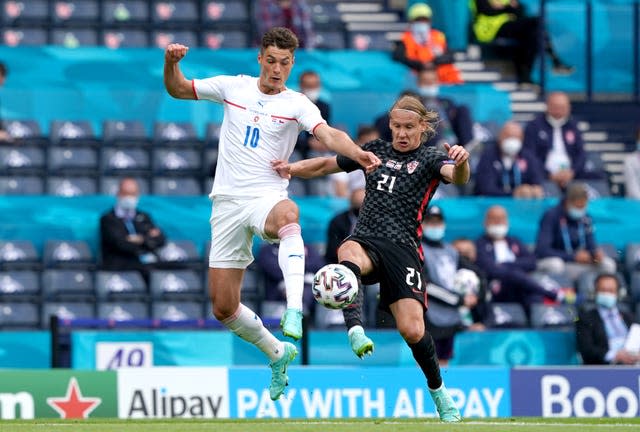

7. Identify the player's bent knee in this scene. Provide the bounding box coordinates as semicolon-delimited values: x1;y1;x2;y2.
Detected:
398;322;424;344
213;304;236;321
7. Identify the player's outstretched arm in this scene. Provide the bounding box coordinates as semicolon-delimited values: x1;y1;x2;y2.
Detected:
164;43;196;100
441;143;471;185
313;124;381;173
271;157;341;180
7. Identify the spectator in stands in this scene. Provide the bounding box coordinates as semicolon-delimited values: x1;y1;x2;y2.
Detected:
393;3;462;84
332;126;378;197
576;273;639;365
535;181;617;281
421;205;485;364
100;177;166;281
257;242;325;318
296;70;331;158
524;92;600;190
623;127;640;199
256;0;314;49
0;61;10;142
416;67;474;147
476;205;574;315
470;0;574;87
474;121;544;198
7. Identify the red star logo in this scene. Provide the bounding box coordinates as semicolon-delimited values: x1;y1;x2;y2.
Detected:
47;378;102;419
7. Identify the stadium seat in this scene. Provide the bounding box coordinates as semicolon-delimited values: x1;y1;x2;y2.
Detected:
99;176;150;195
0;270;40;301
584;179;611;198
529;272;573;293
52;0;100;24
152;177;202;196
97;301;149;320
0;302;40;329
101;147;151;175
151;0;198;23
0;0;49;24
49;121;100;146
42;302;95;327
149;269;204;300
95;270;148;301
0;240;40;270
152;301;204;321
541;180;562;198
260;300;287;322
483;302;528;328
629;271;640;305
288;178;307;197
156;240;201;268
600;243;620;265
47;176;98;196
3;120;47;144
314;306;346;329
151;30;198;48
625;243;640;273
102;120;149;147
530;304;576;329
0;145;46;174
42;269;94;301
1;28;48;46
43;240;94;269
0;176;44;195
204;148;218;174
583;152;608;180
241;264;264;301
48;146;99;174
152;148;202;174
308;1;341;24
51;28;99;47
348;31;394;51
202;31;249;49
201;0;248;23
102;0;149;25
153;121;200;146
103;29;149;48
313;31;347;50
433;183;460;199
204;122;221;148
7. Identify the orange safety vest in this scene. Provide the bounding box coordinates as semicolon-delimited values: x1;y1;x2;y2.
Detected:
401;30;463;84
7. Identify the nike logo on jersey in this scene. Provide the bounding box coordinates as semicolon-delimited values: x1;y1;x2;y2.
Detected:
288;254;303;259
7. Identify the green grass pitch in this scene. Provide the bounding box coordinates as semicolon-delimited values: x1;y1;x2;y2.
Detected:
0;418;639;432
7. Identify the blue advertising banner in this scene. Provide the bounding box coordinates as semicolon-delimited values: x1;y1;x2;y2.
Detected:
511;367;640;417
229;366;510;419
0;331;50;369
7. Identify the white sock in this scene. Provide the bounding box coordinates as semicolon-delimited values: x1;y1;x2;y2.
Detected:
221;304;284;362
278;223;305;311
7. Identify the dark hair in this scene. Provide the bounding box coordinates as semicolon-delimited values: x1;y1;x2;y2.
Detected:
356;125;378;141
0;62;7;77
594;272;619;291
565;181;588;201
299;70;318;82
261;27;299;53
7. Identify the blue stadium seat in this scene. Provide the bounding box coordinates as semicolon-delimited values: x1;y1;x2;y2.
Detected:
530;304;576;329
1;28;48;46
204;122;221;148
102;0;149;25
314;305;346;329
0;270;40;301
152;301;204;321
49;120;100;146
153;121;200;146
0;0;49;24
0;302;40;329
0;145;46;174
151;29;198;48
42;302;95;327
0;240;40;270
201;0;248;23
43;240;94;269
584;179;611;198
47;176;98;196
101;147;150;175
156;240;201;268
2;120;47;144
99;176;150;195
483;302;528;328
625;243;640;273
95;270;148;301
629;271;640;306
52;0;99;23
240;264;263;301
433;183;460;199
97;301;149;320
149;269;204;300
152;0;198;24
48;146;99;174
349;31;394;51
51;28;99;47
103;29;149;48
0;175;44;195
42;269;94;301
102;120;149;147
542;180;562;198
152;177;202;196
152;148;202;174
313;31;347;50
202;31;249;49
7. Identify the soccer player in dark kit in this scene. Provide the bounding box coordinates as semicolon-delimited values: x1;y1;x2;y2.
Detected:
272;95;469;422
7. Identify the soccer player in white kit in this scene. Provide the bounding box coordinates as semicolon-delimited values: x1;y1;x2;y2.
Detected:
163;27;380;400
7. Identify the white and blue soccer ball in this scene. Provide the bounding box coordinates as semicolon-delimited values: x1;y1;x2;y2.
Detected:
312;264;359;309
453;268;480;295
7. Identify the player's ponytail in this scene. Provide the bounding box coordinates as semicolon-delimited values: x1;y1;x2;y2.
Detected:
390;95;437;143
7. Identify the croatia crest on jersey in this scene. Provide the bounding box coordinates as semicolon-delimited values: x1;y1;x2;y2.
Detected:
406;160;419;174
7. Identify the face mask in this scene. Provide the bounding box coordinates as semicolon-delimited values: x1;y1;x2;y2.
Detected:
501;138;522;157
118;196;138;212
418;85;439;98
486;224;508;239
423;226;445;241
303;88;321;103
567;206;586;220
546;115;568;128
595;292;617;309
411;22;430;42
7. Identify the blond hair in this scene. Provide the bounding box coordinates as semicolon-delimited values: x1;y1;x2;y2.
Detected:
390;95;437;142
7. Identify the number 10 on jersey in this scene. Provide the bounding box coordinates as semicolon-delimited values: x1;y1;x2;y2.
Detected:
244;126;260;148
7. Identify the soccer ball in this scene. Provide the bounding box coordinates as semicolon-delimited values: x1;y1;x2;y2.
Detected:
311;264;359;309
453;268;480;295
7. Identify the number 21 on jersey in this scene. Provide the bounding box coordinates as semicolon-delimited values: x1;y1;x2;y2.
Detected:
377;174;396;193
244;126;260;148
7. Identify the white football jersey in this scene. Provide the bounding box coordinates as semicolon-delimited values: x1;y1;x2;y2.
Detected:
193;75;325;197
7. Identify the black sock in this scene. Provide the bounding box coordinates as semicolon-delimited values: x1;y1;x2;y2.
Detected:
340;260;364;330
408;332;443;390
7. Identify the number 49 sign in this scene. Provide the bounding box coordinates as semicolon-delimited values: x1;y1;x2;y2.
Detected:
95;342;153;370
